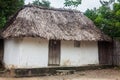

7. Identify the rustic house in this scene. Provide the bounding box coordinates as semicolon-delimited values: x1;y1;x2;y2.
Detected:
0;5;112;70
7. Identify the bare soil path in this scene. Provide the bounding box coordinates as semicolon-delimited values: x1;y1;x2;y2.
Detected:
0;68;120;80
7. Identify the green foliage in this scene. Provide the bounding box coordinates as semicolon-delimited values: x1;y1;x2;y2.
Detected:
0;0;24;28
100;0;115;6
0;17;6;28
32;0;50;7
84;8;97;21
118;0;120;2
64;0;81;7
84;0;120;37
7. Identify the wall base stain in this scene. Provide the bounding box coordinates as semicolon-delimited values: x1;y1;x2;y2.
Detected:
0;65;114;77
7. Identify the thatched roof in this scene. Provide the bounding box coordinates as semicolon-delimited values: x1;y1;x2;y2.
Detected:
1;5;111;41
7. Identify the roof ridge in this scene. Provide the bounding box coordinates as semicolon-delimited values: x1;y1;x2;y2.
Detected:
23;5;82;13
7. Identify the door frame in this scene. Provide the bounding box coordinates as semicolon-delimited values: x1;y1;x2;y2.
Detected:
98;41;113;65
48;40;61;66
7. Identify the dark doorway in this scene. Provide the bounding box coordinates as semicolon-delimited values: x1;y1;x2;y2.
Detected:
0;39;4;67
48;40;60;66
98;41;113;65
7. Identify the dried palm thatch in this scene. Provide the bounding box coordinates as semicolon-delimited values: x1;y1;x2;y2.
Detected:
1;5;111;41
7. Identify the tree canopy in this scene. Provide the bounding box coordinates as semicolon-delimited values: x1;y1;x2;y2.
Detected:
64;0;81;7
0;0;24;28
32;0;51;7
84;0;120;37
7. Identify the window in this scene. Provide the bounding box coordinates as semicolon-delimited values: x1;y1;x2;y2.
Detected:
74;41;80;47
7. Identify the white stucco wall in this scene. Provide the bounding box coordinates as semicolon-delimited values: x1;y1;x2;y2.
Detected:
4;39;21;69
3;38;99;69
4;38;49;69
61;41;99;66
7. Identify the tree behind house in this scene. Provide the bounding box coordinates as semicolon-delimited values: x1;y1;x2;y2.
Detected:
84;0;120;37
0;0;24;28
32;0;51;7
64;0;81;7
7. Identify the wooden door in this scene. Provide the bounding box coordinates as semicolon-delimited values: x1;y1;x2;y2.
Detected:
98;41;113;65
48;40;60;66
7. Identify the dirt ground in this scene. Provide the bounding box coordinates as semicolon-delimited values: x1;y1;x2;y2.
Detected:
0;68;120;80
